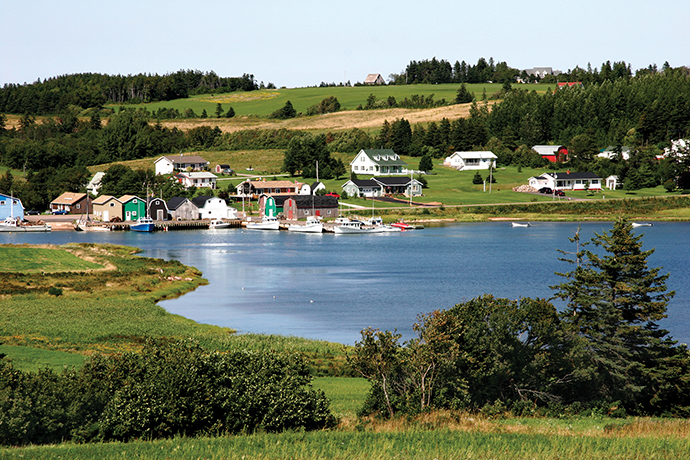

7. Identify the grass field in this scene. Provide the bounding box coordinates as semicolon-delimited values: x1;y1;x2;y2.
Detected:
115;83;553;118
0;246;104;272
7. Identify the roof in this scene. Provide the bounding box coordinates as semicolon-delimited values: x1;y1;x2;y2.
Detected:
119;195;144;204
176;171;218;179
450;151;497;160
355;149;408;166
158;155;208;165
374;177;417;187
218;164;231;168
261;194;292;206
51;192;87;204
167;197;194;210
249;180;300;189
92;195;120;205
364;73;383;83
287;195;339;208
531;145;566;156
552;171;601;180
345;179;380;187
191;195;216;208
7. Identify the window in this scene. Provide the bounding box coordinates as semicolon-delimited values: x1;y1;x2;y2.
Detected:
109;203;115;207
591;180;599;185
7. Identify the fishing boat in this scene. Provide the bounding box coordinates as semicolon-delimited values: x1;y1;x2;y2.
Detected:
391;220;415;230
130;217;155;232
209;219;232;229
632;222;653;228
333;220;384;234
0;193;51;232
76;221;110;232
511;222;531;227
288;216;323;233
0;216;52;232
246;215;280;230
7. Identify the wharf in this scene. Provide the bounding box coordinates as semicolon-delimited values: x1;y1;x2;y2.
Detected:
108;219;242;231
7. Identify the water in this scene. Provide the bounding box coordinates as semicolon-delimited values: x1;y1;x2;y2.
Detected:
2;222;689;345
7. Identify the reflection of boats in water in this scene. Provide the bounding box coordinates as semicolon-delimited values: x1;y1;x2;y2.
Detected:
511;222;531;227
209;219;232;229
632;222;653;228
288;216;323;233
247;216;280;230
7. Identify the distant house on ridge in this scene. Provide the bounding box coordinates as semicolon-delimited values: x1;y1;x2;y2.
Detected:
364;74;385;85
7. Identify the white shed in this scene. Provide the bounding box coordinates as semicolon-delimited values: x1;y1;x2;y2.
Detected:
443;151;497;171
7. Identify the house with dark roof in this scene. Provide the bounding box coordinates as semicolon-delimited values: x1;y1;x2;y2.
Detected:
341;179;382;198
529;171;602;191
350;149;408;176
283;195;339;220
374;177;423;196
167;197;199;221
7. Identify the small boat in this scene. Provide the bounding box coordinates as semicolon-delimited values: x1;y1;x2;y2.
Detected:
632;222;653;228
76;220;110;232
391;221;415;230
209;219;232;229
381;225;402;232
511;222;531;227
246;215;280;230
130;217;155;232
0;217;51;232
288;216;323;233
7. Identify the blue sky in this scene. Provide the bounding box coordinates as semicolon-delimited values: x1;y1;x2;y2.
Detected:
2;0;688;88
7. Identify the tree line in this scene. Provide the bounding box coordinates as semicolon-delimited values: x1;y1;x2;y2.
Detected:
0;70;259;115
349;219;690;418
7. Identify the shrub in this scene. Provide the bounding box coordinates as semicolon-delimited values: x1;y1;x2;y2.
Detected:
48;287;62;296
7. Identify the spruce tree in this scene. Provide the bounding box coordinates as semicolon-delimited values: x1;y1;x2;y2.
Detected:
552;217;677;409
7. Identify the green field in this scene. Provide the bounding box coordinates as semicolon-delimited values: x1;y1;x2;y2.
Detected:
0;246;104;272
118;83;553;118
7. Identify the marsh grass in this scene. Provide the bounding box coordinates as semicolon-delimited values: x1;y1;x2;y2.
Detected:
0;246;104;273
3;417;688;460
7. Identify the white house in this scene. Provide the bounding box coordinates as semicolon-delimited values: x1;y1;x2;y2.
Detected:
191;196;238;219
341;179;382;198
528;171;603;191
174;171;217;190
443;151;497;171
350;149;408;176
86;172;106;196
155;154;209;175
299;181;326;195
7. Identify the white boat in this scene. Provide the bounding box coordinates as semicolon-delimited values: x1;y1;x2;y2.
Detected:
209;219;232;229
381;225;402;232
76;220;110;232
246;216;280;230
511;222;531;227
333;220;384;234
0;216;51;232
130;217;155;232
288;216;323;233
632;222;653;228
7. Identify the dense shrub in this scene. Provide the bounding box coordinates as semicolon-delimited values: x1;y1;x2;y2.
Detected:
0;340;335;446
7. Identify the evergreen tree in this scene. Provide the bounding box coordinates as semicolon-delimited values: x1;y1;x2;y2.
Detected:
455;83;474;104
552;218;678;410
418;154;433;173
214;103;224;118
225;106;235;118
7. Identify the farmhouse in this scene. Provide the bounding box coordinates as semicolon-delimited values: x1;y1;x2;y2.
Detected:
154;154;209;175
283;195;339;220
350;149;408;176
0;193;24;220
342;179;381;198
364;74;385;85
174;171;218;189
529;171;602;191
531;145;568;163
92;195;122;222
443;151;497;171
50;192;91;215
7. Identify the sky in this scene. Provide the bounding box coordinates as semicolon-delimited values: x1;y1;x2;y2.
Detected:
2;0;689;89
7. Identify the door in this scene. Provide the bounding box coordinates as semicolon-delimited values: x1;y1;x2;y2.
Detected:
125;211;131;221
103;211;109;222
157;209;164;220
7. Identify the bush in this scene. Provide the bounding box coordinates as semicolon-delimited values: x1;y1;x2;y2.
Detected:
48;287;62;296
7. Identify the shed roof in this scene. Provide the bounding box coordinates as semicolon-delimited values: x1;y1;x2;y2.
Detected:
167;197;194;210
51;192;87;205
159;155;208;165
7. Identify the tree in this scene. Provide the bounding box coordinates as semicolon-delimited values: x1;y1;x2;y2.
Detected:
270;100;297;119
551;217;678;410
214;103;224;118
225;106;235;118
419;154;433;173
455;83;474;104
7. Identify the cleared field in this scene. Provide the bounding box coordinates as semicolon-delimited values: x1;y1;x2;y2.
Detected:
0;246;104;273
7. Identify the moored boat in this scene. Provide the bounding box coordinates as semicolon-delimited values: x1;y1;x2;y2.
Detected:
511;222;531;227
632;222;653;228
130;217;155;232
209;219;232;229
391;220;415;230
0;217;51;232
288;216;323;233
246;216;280;230
333;220;384;234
